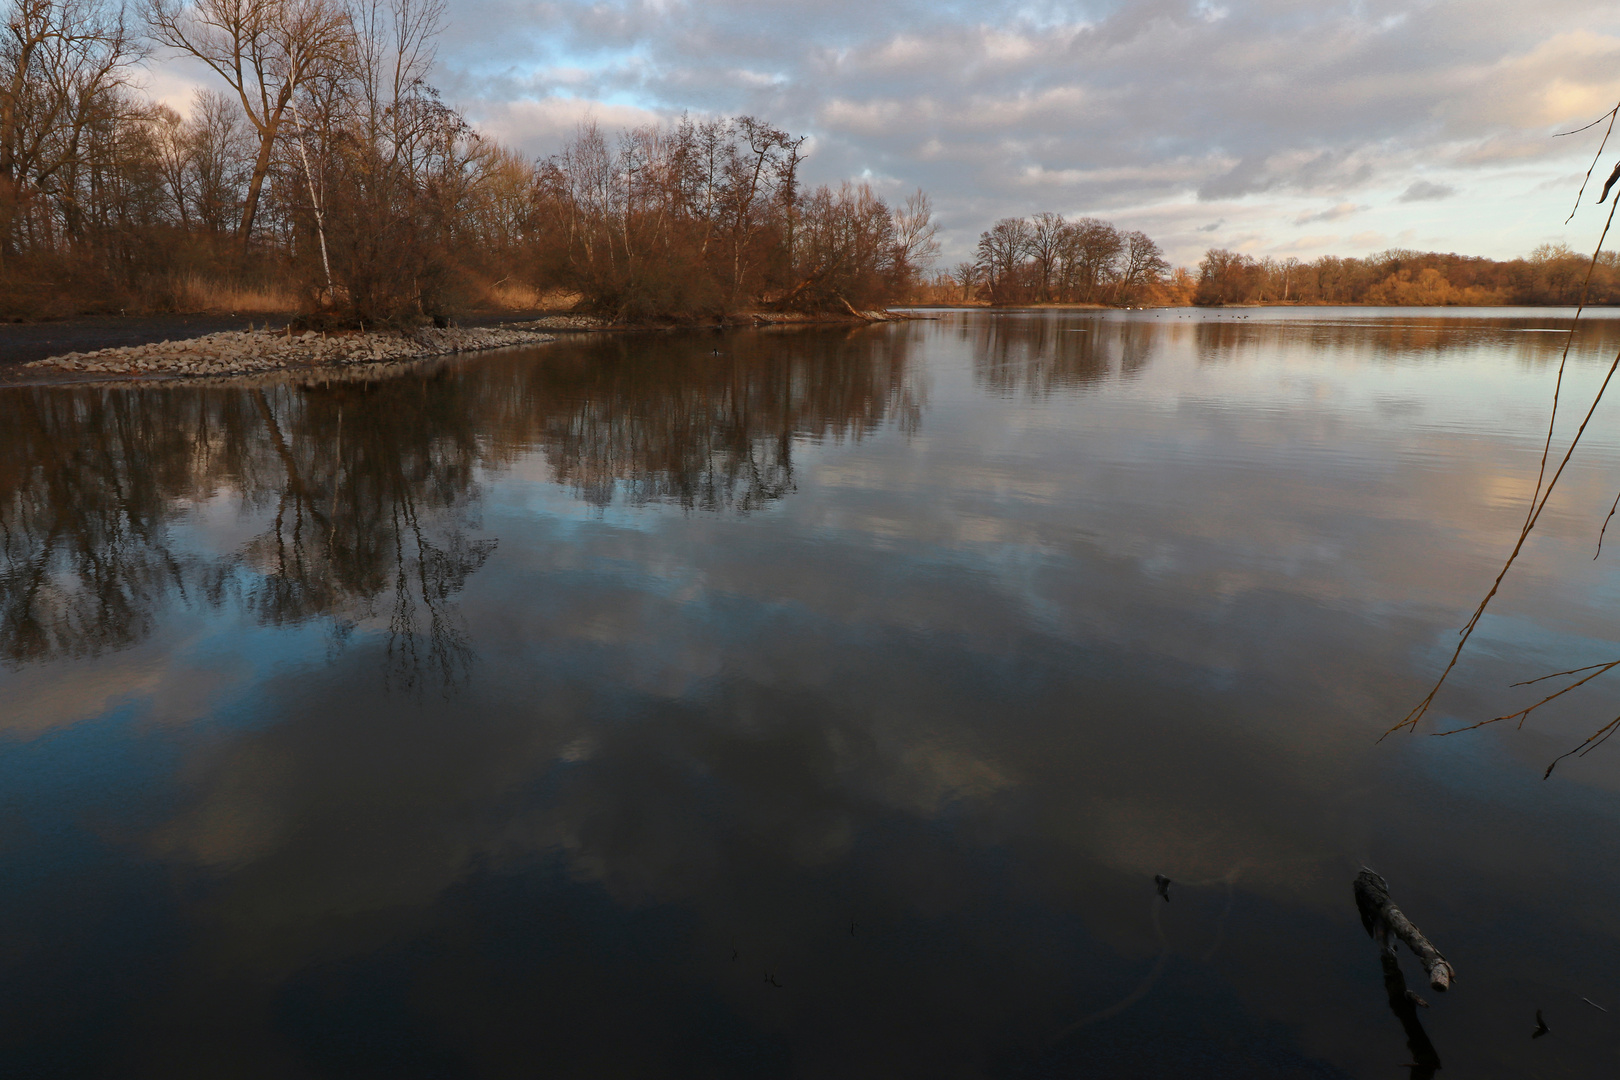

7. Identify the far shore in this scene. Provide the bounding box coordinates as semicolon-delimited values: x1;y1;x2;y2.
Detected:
903;300;1620;310
10;301;1608;388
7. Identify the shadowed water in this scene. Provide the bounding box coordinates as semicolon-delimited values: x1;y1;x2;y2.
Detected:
4;308;1620;1078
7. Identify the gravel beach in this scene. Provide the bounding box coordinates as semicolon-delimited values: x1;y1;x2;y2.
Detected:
14;324;557;380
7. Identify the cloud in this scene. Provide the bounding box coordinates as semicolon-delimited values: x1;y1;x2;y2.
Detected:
1293;202;1364;225
461;96;663;156
1273;234;1341;253
1398;180;1461;203
134;0;1620;260
1196;220;1225;233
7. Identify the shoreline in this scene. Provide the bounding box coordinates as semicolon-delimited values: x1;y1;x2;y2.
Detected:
12;325;559;384
1;309;912;388
900;300;1620;310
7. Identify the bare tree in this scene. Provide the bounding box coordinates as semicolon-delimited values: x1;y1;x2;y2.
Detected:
1027;210;1064;301
789;180;896;312
975;216;1031;299
183;87;248;233
144;0;349;249
147;101;191;227
0;0;139;257
725;115;791;305
1066;218;1123;303
891;186;939;292
1195;248;1261;305
1115;230;1169;302
952;260;979;302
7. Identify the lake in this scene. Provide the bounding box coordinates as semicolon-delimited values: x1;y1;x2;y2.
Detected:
4;308;1620;1078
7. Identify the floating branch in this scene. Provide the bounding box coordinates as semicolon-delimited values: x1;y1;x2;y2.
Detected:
1355;870;1455;992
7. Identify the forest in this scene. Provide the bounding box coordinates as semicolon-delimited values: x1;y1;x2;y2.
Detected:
0;0;939;324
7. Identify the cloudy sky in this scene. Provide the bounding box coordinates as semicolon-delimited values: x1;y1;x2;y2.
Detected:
159;0;1620;265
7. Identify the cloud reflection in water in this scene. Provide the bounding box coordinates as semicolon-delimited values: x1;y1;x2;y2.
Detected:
4;312;1620;1077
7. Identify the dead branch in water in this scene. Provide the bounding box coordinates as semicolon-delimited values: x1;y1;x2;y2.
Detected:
1355;870;1455;992
1355;871;1445;1076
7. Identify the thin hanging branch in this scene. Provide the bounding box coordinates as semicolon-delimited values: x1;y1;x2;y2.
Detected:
1433;659;1620;735
1386;102;1620;745
1525;182;1620;531
1596;487;1620;557
1554;109;1620;138
1565;105;1620;224
1544;714;1620;779
1512;660;1620;687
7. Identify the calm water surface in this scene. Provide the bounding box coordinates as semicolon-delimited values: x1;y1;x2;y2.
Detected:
5;308;1620;1077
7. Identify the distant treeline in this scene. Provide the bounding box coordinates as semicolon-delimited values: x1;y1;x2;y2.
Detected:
1192;245;1618;307
918;218;1620;310
0;0;938;324
931;214;1178;306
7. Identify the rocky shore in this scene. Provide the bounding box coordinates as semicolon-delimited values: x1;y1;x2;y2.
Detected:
22;324;557;379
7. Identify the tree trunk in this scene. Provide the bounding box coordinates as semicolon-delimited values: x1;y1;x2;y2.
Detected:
238;97;289;252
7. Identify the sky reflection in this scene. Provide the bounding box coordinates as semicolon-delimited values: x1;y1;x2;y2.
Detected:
4;311;1620;1077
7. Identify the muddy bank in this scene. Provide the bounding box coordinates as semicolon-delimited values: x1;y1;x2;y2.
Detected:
0;313;292;367
18;325;556;381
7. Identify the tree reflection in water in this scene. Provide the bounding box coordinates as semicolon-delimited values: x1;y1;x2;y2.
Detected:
968;314;1155;395
960;309;1620;398
0;390;207;663
519;327;919;511
0;325;920;684
1190;309;1620;365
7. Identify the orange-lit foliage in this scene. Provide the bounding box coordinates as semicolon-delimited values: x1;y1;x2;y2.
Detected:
1195;244;1617;306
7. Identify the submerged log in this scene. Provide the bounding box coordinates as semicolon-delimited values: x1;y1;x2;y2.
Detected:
1354;869;1456;992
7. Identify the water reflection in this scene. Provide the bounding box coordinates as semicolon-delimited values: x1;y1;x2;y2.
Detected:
1187;308;1620;364
959;307;1620;396
6;312;1620;1078
0;379;495;689
1;390;210;663
0;327;922;678
969;315;1154;394
517;329;920;510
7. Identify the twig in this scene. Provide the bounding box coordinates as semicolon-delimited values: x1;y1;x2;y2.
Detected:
1512;661;1620;686
1554;109;1619;137
1598;488;1620;557
1434;659;1620;735
1530;191;1620;532
1564;105;1620;224
1545;714;1620;778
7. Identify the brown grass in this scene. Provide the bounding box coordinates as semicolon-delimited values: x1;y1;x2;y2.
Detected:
473;280;582;311
139;272;298;314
